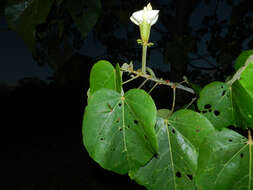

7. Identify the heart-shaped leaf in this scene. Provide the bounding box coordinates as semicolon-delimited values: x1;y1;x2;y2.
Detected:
83;88;158;174
197;81;235;129
232;50;253;128
89;60;121;95
196;129;250;190
131;110;215;190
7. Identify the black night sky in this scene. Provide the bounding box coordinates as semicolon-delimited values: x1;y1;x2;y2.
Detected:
0;0;252;189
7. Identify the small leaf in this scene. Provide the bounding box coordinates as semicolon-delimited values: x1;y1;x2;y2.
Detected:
131;110;215;190
197;81;235;129
89;60;120;95
83;88;158;174
196;129;250;190
157;109;171;119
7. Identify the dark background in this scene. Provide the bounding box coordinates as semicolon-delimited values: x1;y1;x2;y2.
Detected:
0;0;253;189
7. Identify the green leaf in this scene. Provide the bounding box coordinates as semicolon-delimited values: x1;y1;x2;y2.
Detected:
232;51;253;128
197;81;235;129
82;88;158;174
89;60;121;95
168;110;215;150
157;109;171;119
5;0;54;56
115;63;122;94
234;50;253;70
196;129;250;190
67;0;101;39
131;110;215;190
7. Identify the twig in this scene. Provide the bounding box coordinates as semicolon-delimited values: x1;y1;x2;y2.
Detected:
170;86;176;116
138;78;149;89
122;75;139;85
148;82;159;94
184;97;197;109
121;66;195;94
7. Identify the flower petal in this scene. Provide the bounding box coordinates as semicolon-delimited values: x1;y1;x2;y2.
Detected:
130;4;159;26
146;10;159;24
150;11;159;25
130;10;144;25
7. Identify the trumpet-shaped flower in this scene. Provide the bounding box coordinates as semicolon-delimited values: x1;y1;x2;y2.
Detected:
130;3;159;74
130;3;159;44
130;3;159;26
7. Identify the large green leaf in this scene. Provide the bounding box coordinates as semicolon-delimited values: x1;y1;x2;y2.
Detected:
131;110;215;190
197;81;235;129
5;0;53;56
67;0;101;39
196;129;251;190
83;88;158;174
232;51;253;128
89;60;121;95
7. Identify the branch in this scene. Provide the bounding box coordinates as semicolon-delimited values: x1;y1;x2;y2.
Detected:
121;64;195;94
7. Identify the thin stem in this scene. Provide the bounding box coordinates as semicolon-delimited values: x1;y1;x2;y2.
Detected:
169;86;176;117
184;97;197;109
142;44;147;74
138;78;149;89
121;67;195;94
122;75;139;85
148;82;159;94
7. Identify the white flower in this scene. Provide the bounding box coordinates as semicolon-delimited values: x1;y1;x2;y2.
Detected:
130;3;159;26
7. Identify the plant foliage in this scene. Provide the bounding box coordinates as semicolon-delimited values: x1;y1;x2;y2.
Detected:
83;50;253;190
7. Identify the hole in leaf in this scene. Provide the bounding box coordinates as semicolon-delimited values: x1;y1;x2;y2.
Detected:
100;138;104;141
214;110;220;116
204;104;211;109
187;174;193;180
119;128;123;131
107;104;113;112
172;129;175;134
127;125;130;129
240;153;244;158
118;103;122;107
134;120;138;125
221;85;224;89
221;90;226;96
115;118;120;123
176;171;181;178
154;153;159;159
228;139;232;142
